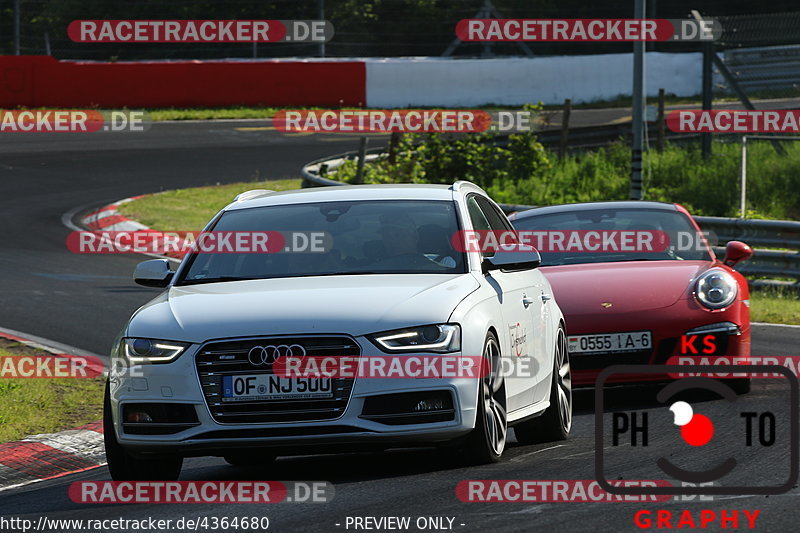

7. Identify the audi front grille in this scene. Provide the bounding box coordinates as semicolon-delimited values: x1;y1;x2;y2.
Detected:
196;336;360;424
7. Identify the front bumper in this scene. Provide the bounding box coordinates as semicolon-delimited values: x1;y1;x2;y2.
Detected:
109;335;479;457
567;298;750;387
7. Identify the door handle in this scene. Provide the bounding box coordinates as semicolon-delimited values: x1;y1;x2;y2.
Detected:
522;295;535;308
541;294;552;303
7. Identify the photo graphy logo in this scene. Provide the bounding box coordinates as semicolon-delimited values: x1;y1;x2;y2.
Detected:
594;365;798;496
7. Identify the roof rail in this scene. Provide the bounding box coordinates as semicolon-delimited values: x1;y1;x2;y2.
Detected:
233;189;275;202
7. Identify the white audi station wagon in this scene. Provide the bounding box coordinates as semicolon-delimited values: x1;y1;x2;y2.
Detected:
104;182;571;480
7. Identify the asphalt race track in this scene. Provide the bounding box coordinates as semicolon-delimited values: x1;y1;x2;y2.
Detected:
1;121;799;532
0;121;372;354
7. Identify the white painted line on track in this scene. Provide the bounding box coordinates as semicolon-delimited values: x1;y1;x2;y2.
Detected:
752;322;800;329
509;444;566;463
0;325;103;359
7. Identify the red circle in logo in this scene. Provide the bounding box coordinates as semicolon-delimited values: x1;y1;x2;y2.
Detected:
681;413;714;446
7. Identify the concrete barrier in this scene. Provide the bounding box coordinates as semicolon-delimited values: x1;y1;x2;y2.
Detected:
0;52;701;108
0;56;366;108
365;53;702;107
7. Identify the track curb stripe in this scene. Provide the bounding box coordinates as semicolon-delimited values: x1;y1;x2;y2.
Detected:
0;330;105;492
78;195;184;259
81;198;144;232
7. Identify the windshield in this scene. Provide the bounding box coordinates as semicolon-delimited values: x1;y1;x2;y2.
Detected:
511;207;712;267
177;199;466;284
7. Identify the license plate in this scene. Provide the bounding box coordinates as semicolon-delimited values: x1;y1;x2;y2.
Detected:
222;374;333;401
568;331;652;354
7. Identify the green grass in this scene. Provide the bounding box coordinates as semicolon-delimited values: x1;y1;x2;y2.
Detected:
1;106;292;122
148;107;286;121
750;289;800;325
0;340;105;443
117;178;303;230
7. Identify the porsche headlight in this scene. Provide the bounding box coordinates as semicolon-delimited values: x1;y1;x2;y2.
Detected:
369;324;461;353
121;338;189;364
695;269;737;309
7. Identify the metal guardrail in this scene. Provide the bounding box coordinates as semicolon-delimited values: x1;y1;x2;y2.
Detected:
301;148;386;188
694;216;800;287
301;151;800;289
693;215;800;248
532;122;697;150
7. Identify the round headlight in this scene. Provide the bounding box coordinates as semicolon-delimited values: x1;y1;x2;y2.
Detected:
421;325;444;343
131;338;154;356
695;269;737;309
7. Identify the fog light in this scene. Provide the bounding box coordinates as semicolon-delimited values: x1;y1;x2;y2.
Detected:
413;398;445;412
126;411;154;423
361;391;454;425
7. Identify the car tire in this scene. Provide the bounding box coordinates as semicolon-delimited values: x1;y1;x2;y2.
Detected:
463;331;507;464
104;382;183;481
223;452;276;466
728;378;751;395
514;325;572;444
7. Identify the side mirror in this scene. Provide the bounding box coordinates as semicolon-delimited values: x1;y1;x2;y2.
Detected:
484;243;541;272
723;240;753;267
134;259;174;288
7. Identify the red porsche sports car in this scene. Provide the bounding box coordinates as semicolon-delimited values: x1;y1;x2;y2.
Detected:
509;201;753;392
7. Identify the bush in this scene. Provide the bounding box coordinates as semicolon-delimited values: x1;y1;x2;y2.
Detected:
337;105;551;189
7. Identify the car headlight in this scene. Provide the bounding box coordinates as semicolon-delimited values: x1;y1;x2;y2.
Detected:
695;269;738;309
121;338;189;363
369;324;461;353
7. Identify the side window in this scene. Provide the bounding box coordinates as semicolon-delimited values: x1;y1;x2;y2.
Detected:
466;196;493;258
467;196;491;231
476;196;515;233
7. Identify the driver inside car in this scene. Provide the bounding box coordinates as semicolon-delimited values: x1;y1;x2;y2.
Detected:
378;213;456;268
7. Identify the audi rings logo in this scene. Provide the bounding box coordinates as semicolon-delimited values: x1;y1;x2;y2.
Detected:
247;344;307;366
